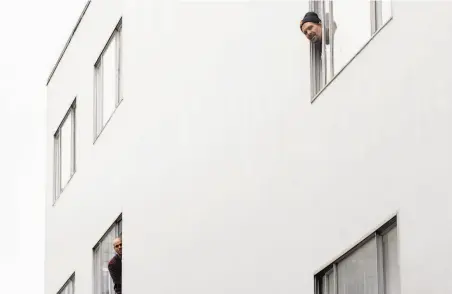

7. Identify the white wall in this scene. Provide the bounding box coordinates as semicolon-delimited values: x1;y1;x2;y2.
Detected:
46;1;452;294
45;0;124;293
304;3;452;293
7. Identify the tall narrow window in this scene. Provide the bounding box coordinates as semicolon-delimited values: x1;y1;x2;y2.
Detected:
308;0;336;98
308;0;327;97
308;0;392;100
54;100;76;203
57;274;75;294
94;20;122;139
94;217;122;294
315;217;400;294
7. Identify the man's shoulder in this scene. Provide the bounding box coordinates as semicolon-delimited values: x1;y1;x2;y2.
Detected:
109;255;119;265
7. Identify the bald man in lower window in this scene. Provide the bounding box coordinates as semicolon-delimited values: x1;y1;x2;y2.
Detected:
108;237;122;294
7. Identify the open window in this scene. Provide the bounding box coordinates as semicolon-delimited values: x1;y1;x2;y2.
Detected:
309;0;392;100
93;216;122;294
314;216;400;294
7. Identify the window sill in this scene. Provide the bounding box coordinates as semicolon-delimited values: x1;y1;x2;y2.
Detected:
52;172;76;207
311;17;393;104
93;98;124;144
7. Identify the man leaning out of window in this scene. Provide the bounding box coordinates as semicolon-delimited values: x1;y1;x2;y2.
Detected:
300;12;322;44
300;11;337;45
108;237;122;294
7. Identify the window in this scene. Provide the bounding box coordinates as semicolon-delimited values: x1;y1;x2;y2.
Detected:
54;100;76;202
57;274;75;294
309;0;392;100
93;217;122;294
94;20;122;139
315;217;400;294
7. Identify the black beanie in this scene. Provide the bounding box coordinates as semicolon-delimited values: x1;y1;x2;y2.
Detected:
301;12;321;28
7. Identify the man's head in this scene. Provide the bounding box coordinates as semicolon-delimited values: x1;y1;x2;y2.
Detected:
113;237;122;256
300;12;322;43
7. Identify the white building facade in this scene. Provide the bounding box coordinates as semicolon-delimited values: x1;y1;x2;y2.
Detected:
45;1;452;294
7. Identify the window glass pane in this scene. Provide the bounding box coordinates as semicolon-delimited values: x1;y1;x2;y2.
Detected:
94;225;118;294
94;247;101;294
102;34;118;127
337;237;378;294
60;111;73;189
381;0;392;25
101;237;108;293
102;237;110;293
95;65;102;135
332;0;372;73
54;135;61;199
327;271;335;294
118;30;123;103
108;228;117;294
68;280;74;294
118;220;122;236
383;227;400;294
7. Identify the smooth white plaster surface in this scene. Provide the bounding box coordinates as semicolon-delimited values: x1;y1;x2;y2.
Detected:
46;1;452;294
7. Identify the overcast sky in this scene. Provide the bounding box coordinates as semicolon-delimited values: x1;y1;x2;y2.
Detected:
0;0;86;292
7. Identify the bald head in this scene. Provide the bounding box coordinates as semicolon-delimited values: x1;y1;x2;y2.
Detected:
113;237;122;256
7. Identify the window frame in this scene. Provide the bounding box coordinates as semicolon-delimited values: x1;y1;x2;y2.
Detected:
314;216;398;294
53;99;77;204
371;0;392;34
57;273;75;294
309;0;393;102
94;18;123;142
93;215;123;294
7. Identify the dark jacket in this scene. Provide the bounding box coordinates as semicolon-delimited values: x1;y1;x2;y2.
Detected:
108;254;122;294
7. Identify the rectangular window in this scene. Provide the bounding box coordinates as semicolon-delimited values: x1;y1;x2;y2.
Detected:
93;217;122;294
57;274;75;294
315;217;400;294
309;0;392;100
54;100;76;203
94;20;122;139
